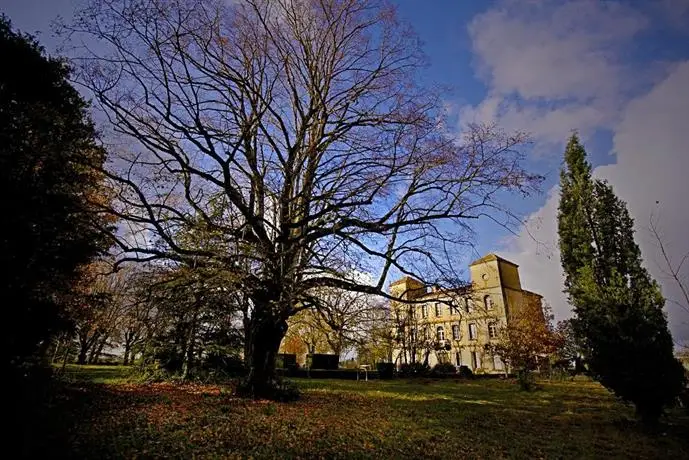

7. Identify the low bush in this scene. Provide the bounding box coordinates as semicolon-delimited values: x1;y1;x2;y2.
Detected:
284;368;378;380
432;362;457;377
457;365;474;379
399;362;431;378
202;354;247;377
309;354;340;370
376;362;395;379
134;361;170;383
276;353;297;369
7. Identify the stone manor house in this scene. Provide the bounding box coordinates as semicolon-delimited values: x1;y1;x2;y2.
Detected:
390;254;544;374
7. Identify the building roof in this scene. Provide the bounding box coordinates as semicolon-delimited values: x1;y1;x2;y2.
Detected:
469;253;519;268
521;289;543;298
389;275;424;287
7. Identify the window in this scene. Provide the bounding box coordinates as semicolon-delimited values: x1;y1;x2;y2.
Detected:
484;295;493;310
493;355;504;371
468;323;477;340
452;324;460;340
488;322;498;339
421;304;427;318
410;328;417;343
465;298;474;313
422;327;429;341
436;326;445;341
455;352;462;366
435;302;442;317
471;351;481;369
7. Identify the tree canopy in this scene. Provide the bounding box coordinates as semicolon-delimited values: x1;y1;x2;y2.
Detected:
0;15;111;371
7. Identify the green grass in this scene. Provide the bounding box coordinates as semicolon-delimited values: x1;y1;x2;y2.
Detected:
56;364;133;384
39;366;689;459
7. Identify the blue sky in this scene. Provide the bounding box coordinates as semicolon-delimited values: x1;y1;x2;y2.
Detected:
3;0;689;346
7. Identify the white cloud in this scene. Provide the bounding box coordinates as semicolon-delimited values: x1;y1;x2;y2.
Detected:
461;0;648;147
464;0;689;347
468;0;645;100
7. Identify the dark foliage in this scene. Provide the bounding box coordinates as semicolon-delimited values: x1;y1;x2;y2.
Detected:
557;134;685;423
398;362;431;378
138;266;246;380
457;365;474;379
432;362;457;376
0;16;111;371
281;369;379;380
376;362;395;379
309;354;340;370
277;354;298;369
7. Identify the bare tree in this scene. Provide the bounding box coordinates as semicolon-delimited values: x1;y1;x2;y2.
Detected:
64;0;540;397
309;287;382;357
69;261;131;364
649;212;689;350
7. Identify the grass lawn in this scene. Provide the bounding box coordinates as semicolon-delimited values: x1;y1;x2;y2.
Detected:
57;364;134;384
36;366;688;459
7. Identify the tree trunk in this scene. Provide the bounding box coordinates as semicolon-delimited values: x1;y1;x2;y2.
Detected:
181;323;197;380
89;334;108;364
77;348;88;365
182;295;202;380
123;342;131;366
77;334;91;365
52;337;63;364
242;315;288;399
242;305;252;368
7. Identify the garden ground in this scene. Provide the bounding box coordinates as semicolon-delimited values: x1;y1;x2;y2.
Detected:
29;365;689;459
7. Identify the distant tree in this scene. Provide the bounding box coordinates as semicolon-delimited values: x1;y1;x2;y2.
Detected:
391;304;436;366
553;319;586;374
0;16;111;372
116;275;160;365
280;334;308;357
557;134;685;423
69;261;131;364
356;303;396;366
486;300;560;390
141;265;244;379
282;288;383;360
308;288;381;357
282;309;330;356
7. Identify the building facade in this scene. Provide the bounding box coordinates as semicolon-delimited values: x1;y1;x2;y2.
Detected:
390;253;543;374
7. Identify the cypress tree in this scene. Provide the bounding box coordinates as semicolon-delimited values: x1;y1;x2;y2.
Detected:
557;134;685;423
